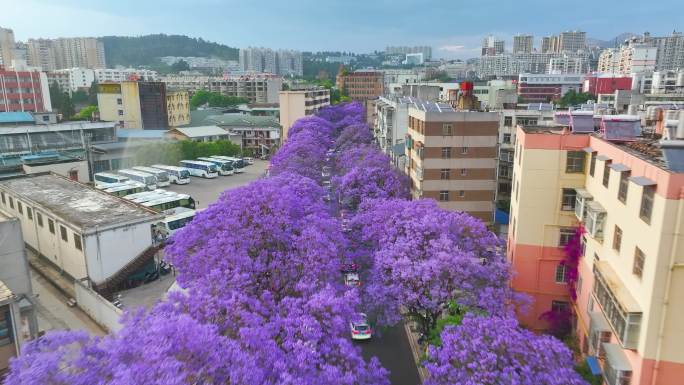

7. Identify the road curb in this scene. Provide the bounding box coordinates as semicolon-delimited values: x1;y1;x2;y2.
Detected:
403;319;429;382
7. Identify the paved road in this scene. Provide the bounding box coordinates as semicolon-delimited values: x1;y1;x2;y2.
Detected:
360;323;421;385
167;160;268;210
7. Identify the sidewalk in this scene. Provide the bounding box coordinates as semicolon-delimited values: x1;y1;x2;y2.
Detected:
26;248;76;299
403;318;429;382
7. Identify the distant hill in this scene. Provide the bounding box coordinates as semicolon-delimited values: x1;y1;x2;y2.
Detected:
587;33;637;49
101;34;239;67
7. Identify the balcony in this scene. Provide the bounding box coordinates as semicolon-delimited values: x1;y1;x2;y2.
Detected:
584;201;606;240
575;188;593;221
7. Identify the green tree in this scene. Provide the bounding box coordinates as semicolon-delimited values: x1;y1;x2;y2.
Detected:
71;90;88;104
190;91;248;109
171;59;190;73
87;81;99;105
558;90;595;108
76;105;98;120
49;82;75;119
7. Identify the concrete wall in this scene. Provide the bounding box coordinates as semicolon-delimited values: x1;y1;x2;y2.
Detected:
74;280;122;332
23;161;89;183
83;221;154;284
279;92;305;140
0;219;32;296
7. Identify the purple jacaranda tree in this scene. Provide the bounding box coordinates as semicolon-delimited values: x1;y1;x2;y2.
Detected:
423;315;589;385
351;199;518;335
166;172;345;301
270;129;331;181
335;123;374;151
286;115;335;140
333;166;409;211
317;102;365;129
336;144;391;175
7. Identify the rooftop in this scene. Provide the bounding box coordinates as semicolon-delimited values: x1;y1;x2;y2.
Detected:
0;112;34;124
0;280;12;302
117;129;168;139
0;173;160;230
0;121;116;135
170;125;229;138
203;115;280;128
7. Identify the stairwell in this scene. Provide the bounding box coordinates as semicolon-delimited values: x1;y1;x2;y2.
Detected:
94;244;163;300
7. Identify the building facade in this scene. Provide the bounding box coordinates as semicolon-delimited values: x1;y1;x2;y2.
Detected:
509;120;684;385
279;89;330;139
27;37;105;71
0;27;15;68
165;90;190;127
239;48;302;77
159;75;282;104
513;34;534;54
517;73;585;103
405;104;498;223
385;46;432;61
0;68;51;113
94;68;158;83
336;70;384;101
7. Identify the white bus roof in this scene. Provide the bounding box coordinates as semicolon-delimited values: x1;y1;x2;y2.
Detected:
133;166;168;174
95;172;128;179
117;169;157;178
143;194;191;207
162;207;196;221
151;165;188;172
180;160;217;166
103;181;146;193
125;189;174;201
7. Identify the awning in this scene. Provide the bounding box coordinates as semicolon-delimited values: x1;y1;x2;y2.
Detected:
603;343;632;371
586;356;602;376
629;176;657;186
589;311;610;331
582;147;594;153
609;163;631;172
586;200;606;213
597;155;611;161
594;261;642;313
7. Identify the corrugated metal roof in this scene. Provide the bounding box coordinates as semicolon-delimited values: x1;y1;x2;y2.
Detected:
117;129;168;139
0;112;34;124
172;125;229;138
204;114;280;128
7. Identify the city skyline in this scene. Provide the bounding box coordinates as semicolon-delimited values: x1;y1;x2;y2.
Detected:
0;0;681;59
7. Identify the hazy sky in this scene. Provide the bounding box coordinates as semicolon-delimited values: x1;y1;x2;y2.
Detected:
1;0;681;59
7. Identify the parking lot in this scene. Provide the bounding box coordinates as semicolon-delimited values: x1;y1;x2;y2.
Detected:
167;159;269;210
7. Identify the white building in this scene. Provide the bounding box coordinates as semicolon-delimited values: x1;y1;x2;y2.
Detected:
239;48;302;76
0;173;163;287
0;26;15;68
404;53;425;66
279;89;330;139
49;68;96;92
374;96;411;163
513;34;534;54
548;55;588;74
94;68;158;83
160;75;282;104
598;43;657;75
385;46;432;61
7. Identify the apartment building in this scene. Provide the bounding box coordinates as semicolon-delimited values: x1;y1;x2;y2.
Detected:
0;68;51;113
478;52;589;78
94;68;158;83
336;70;384;101
239;48;302;77
27;37;105;71
481;36;505;56
598;44;658;75
404;102;498;223
48;67;95;93
159;75;282;104
279;88;330;139
548;55;588;74
97;81;189;129
0;173;163;290
517;73;585;103
508;115;684;385
0;27;15;68
513;35;534;54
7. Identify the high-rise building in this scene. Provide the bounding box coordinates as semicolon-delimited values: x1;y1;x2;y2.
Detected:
481;36;505;56
0;26;16;67
508;115;684;385
548;55;589;74
598;40;659;75
0;67;52;112
513;34;534;54
541;36;553;53
336;70;384;101
613;32;684;72
239;47;302;76
159;74;282;104
26;37;105;71
558;31;587;53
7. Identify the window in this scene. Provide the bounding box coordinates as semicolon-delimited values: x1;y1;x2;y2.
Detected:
551;300;570;312
639;186;654;223
561;188;576;211
559;228;575;246
1;192;4;204
460;146;469;154
555;264;568;283
26;207;33;220
74;233;83;251
633;247;645;278
566;151;586;173
593;265;642;348
441;147;451;159
612;226;622;252
118;110;124;116
603;160;612;187
458;190;465;198
503;133;511;143
17;201;22;214
37;212;43;227
440;169;450;180
504;116;513;126
439;191;449;202
442;123;453;135
618;171;630;203
0;314;12;347
116;98;122;105
589;152;597;176
42;115;50;122
460;168;467;176
48;219;55;234
60;225;68;242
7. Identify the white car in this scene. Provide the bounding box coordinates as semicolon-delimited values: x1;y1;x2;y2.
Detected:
243;157;254;165
350;313;372;340
344;272;361;287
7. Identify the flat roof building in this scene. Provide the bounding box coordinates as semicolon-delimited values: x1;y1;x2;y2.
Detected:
279;89;330;140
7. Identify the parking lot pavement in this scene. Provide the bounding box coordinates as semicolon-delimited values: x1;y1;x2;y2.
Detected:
167;160;268;209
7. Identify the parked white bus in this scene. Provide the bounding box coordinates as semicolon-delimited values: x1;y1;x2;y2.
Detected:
142;193;196;212
210;156;245;173
150;165;191;185
179;160;218;178
116;169;158;190
94;172;130;188
124;189;175;204
101;181;147;197
154;207;196;239
132;166;171;187
197;157;234;176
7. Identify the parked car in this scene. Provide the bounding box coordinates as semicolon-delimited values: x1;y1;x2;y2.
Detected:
350;313;372;340
243;157;254;165
344;272;361;287
340;262;358;273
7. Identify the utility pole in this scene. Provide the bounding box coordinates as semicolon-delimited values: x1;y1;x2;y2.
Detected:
84;133;94;182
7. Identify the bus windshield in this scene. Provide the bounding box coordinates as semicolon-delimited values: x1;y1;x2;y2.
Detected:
180;170;190;179
145;175;156;184
208;164;218;173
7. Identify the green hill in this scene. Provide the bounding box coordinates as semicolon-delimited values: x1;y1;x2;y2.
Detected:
101;34;239;67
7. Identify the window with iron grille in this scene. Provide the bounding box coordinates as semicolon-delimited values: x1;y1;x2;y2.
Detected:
503;133;511;143
439;191;449;202
442;123;453;136
566;151;586;173
555;264;568;283
589;152;597;176
612;226;622;252
603;160;612;187
633;247;645;278
460;168;467;176
441;147;451;159
618;171;630;203
551;300;569;312
561;188;576;211
504;116;513;126
639;186;654;223
60;225;68;242
559;228;575;246
74;233;83;251
440;169;450;180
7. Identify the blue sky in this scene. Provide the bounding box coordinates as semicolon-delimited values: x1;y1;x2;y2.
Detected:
1;0;681;59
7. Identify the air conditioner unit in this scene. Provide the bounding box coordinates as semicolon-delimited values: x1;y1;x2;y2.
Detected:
585;201;606;240
575;188;593;221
